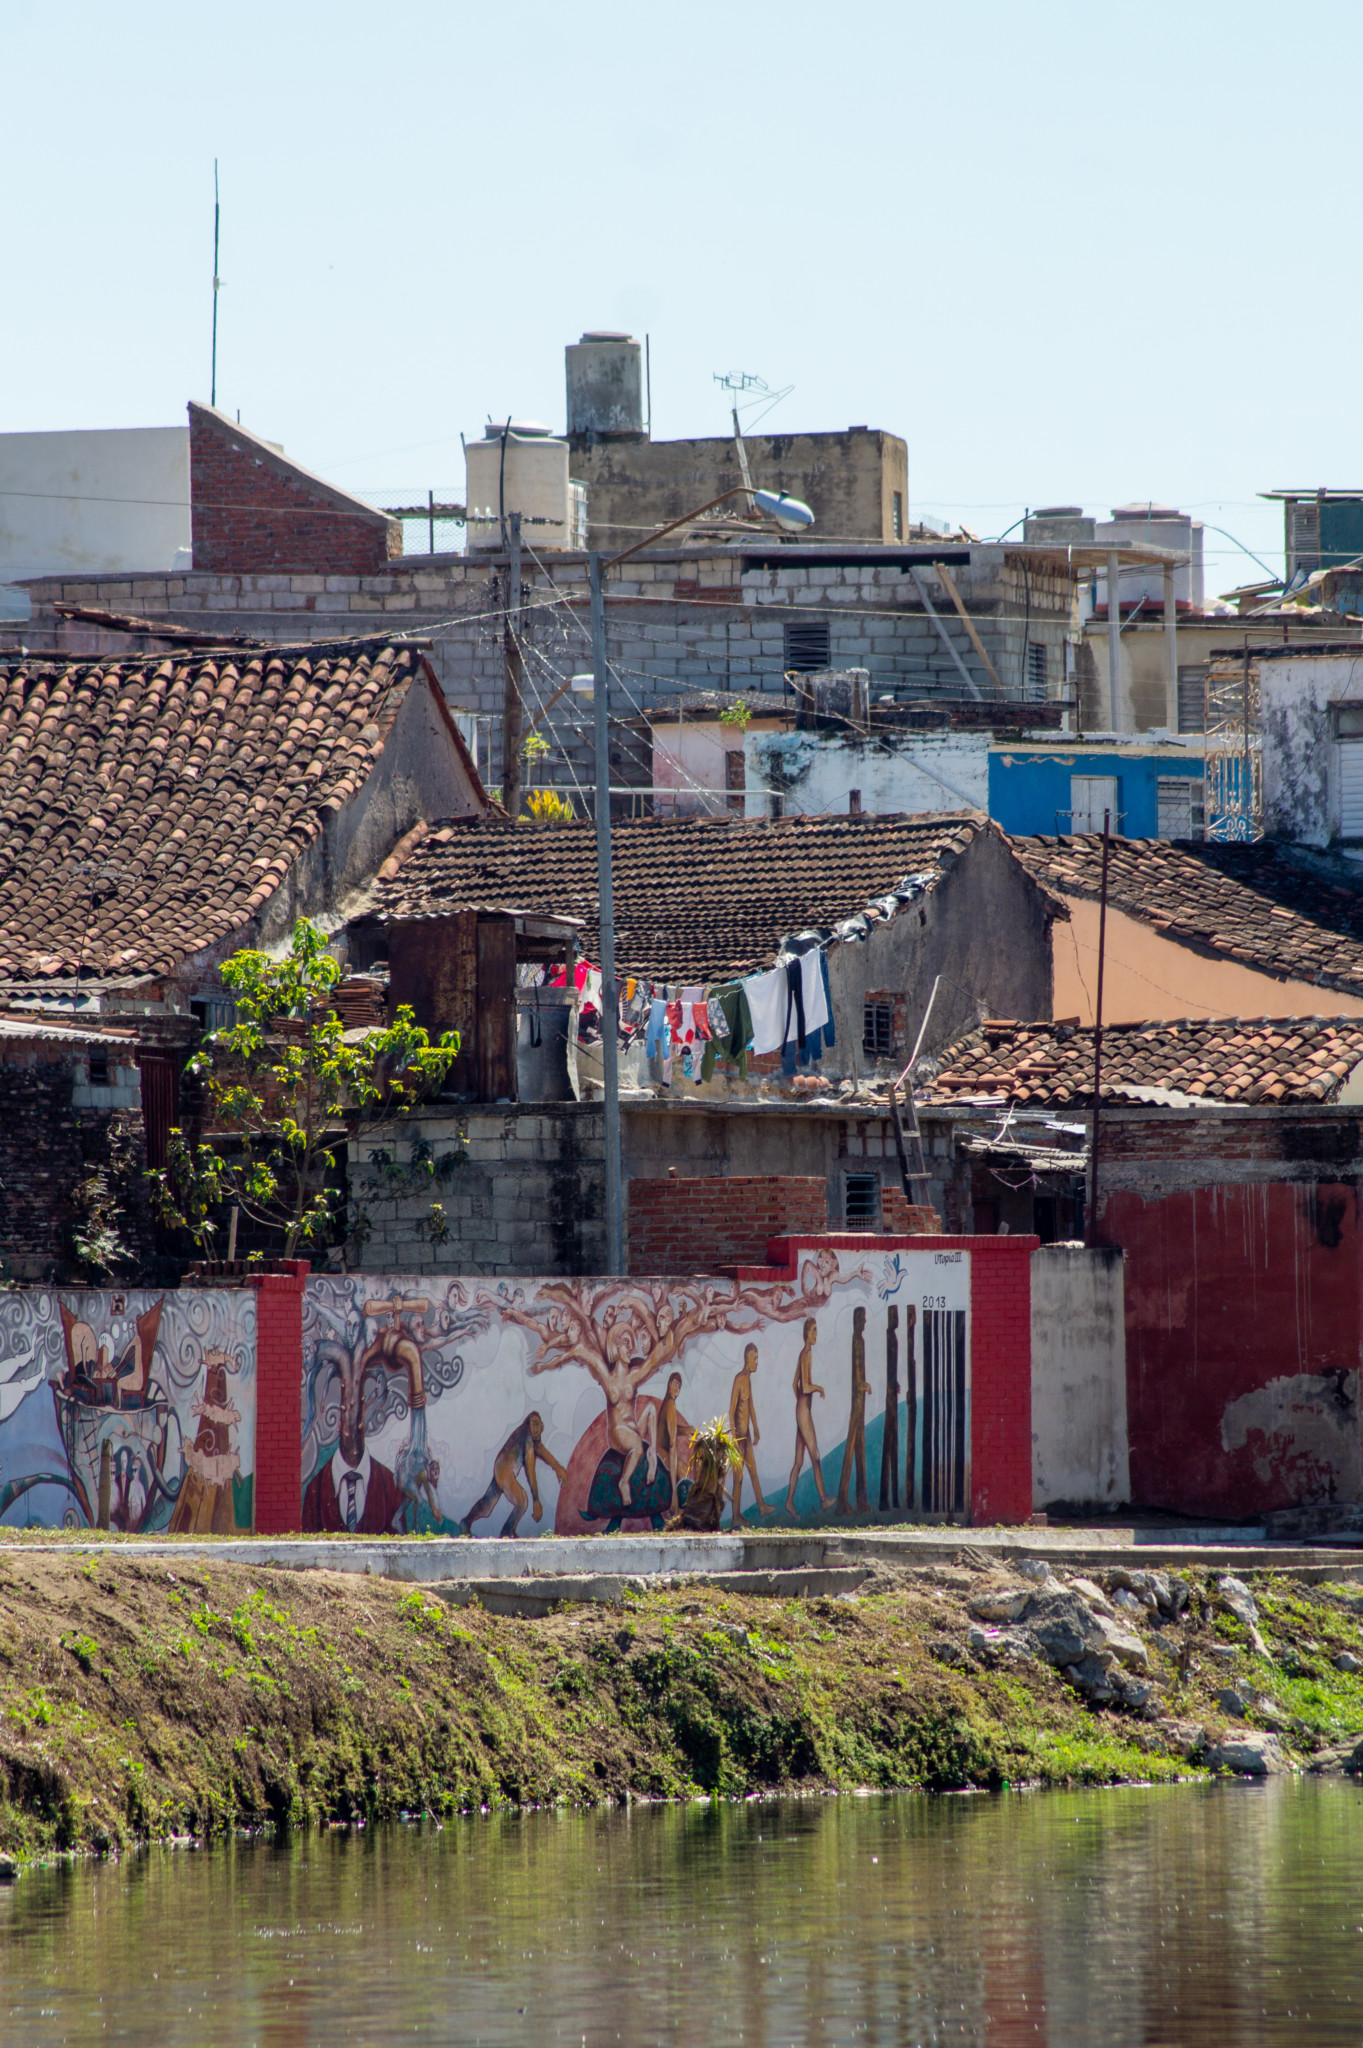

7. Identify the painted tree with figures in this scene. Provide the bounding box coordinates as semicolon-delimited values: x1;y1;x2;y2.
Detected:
481;1251;867;1522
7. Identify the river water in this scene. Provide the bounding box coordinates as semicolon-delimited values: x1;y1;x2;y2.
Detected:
4;1781;1362;2046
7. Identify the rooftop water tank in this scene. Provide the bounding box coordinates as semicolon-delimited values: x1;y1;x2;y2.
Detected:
566;332;645;442
1024;506;1096;545
465;421;576;553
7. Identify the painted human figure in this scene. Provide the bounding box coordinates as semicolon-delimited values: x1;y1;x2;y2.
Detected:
836;1305;869;1514
591;1344;661;1504
878;1306;900;1512
785;1317;830;1515
656;1371;686;1496
459;1412;567;1537
728;1344;777;1524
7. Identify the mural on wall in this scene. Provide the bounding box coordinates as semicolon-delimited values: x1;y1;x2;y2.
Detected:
0;1289;257;1531
301;1248;972;1534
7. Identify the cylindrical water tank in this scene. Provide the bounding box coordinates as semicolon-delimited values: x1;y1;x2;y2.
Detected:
465;421;573;552
565;332;645;440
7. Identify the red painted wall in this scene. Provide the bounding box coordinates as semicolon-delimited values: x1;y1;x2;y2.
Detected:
250;1262;309;1533
1110;1182;1363;1518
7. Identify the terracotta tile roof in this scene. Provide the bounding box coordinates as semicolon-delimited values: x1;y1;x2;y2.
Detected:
926;1015;1363;1108
1013;835;1363;997
0;640;427;981
377;811;1002;982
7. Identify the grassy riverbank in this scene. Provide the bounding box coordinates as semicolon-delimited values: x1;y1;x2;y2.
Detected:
1;1549;1361;1860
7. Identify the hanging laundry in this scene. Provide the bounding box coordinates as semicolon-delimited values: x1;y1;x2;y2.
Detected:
744;965;788;1056
644;999;670;1059
699;983;754;1083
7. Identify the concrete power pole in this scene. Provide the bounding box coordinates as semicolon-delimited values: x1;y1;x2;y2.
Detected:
501;511;523;821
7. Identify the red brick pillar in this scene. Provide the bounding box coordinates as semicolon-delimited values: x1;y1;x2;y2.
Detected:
249;1261;309;1534
969;1237;1037;1526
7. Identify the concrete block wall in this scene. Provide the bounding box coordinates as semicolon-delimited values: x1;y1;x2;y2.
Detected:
351;1106;607;1277
628;1174;829;1275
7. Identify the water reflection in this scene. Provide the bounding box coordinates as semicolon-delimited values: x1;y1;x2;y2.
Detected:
3;1781;1362;2046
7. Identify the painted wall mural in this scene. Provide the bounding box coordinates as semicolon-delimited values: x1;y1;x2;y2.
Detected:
0;1288;257;1531
300;1249;972;1535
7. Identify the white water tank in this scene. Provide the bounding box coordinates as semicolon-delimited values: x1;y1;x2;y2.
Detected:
465;421;576;553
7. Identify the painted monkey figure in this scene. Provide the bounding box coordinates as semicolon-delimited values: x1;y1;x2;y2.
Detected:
836;1304;869;1514
785;1317;830;1515
459;1412;567;1537
728;1343;778;1524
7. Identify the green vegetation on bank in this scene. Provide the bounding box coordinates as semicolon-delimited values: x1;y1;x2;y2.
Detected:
0;1553;1360;1862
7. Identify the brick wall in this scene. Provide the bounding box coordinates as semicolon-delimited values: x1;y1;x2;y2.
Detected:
0;1058;152;1281
628;1175;830;1275
189;403;398;576
250;1262;310;1534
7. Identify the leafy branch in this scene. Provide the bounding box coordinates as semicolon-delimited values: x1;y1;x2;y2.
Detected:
147;917;459;1260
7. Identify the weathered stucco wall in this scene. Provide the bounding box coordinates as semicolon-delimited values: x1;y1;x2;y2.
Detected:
826;827;1057;1069
255;677;484;947
568;429;908;551
746;729;989;819
1030;1244;1129;1511
1050;896;1363;1025
1259;652;1363;846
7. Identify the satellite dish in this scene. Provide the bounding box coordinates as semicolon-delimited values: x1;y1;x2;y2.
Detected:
753;489;815;532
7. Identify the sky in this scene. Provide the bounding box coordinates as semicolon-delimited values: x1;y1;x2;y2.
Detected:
4;0;1360;591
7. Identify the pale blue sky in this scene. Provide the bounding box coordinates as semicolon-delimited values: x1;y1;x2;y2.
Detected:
4;0;1359;588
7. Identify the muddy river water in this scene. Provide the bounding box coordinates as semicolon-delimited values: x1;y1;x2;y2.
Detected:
3;1779;1362;2045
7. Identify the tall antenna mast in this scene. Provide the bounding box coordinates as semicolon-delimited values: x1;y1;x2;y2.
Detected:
211;160;220;408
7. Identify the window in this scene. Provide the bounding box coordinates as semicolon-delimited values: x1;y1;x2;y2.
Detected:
1157;776;1205;840
844;1171;881;1229
87;1050;109;1087
891;490;904;542
724;748;745;814
1069;774;1119;834
1338;705;1363;837
1177;664;1208;734
863;1000;895;1057
784;620;831;673
1025;642;1048;700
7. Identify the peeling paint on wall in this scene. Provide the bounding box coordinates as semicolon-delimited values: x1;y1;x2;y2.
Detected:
1220;1370;1361;1503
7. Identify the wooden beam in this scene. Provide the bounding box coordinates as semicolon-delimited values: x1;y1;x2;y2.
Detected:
931;564;1004;693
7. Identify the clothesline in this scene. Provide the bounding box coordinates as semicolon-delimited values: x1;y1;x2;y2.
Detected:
532;864;942;1088
540;943;835;1085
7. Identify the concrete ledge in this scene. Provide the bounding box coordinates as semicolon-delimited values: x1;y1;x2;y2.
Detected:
4;1528;1363;1585
433;1565;872;1616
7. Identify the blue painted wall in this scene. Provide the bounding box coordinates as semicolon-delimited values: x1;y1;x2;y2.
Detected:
987;748;1204;838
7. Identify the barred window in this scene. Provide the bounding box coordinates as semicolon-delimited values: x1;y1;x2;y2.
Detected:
863;1000;895;1057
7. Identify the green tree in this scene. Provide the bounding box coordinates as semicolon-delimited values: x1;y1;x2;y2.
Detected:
149;918;459;1260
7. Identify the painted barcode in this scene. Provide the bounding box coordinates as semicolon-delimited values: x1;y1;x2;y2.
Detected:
914;1308;968;1517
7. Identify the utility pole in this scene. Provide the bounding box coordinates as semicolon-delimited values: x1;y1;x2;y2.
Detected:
1086;810;1112;1245
590;553;624;1275
501;511;523;821
211;160;220;408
